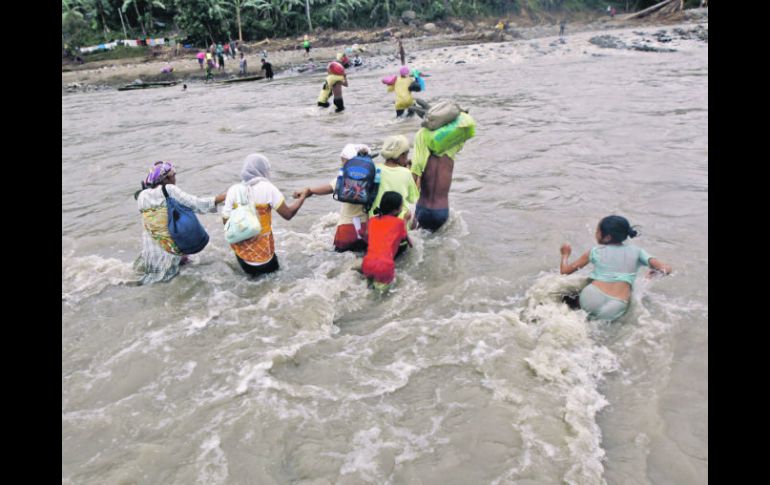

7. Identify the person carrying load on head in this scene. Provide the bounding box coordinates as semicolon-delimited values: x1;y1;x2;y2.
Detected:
362;192;413;292
133;161;226;285
222;154;309;277
411;101;476;232
387;66;417;118
318;61;348;112
336;52;351;68
293;144;375;253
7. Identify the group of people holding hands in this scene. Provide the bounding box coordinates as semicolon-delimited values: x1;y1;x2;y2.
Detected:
134;121;468;291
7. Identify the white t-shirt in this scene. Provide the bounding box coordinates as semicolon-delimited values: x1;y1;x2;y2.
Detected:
222;180;284;217
222;181;285;265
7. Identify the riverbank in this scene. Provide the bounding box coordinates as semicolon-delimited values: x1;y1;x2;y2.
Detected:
62;8;707;92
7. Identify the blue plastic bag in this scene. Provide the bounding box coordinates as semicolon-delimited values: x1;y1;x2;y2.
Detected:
162;185;210;254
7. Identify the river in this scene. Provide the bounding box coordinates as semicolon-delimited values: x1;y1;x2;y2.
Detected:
62;22;707;484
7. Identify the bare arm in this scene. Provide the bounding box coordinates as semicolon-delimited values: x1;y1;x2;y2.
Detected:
560;243;590;275
293;184;333;199
342;75;349;87
214;192;226;205
275;193;307;220
648;258;672;275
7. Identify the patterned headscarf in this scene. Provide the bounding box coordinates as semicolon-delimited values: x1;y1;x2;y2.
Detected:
240;153;272;185
144;161;175;188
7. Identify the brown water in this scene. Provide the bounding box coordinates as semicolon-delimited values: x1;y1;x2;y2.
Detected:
63;23;707;485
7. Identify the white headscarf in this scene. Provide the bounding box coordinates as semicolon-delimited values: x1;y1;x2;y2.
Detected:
240;153;272;185
340;143;370;161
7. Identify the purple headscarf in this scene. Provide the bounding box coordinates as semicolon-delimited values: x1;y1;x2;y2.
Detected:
144;161;175;188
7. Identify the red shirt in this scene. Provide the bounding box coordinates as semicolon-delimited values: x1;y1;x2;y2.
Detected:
366;215;406;259
362;215;407;283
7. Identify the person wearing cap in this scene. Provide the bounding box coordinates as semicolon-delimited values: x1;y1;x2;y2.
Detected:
293;144;372;252
222;154;309;276
133;161;226;285
387;66;416;117
369;135;419;256
369;136;418;219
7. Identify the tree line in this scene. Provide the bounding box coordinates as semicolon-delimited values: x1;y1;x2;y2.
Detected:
62;0;699;50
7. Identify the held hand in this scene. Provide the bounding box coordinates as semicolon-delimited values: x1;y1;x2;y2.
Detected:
560;243;572;256
646;266;672;278
293;188;310;199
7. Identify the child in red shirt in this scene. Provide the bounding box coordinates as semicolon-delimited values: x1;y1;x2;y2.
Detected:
362;192;413;290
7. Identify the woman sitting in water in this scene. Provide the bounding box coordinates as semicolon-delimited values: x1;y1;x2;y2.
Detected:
222;154;309;276
134;161;226;284
559;215;672;321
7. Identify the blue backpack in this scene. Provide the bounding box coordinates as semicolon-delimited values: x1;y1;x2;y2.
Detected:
162;185;210;254
332;155;380;211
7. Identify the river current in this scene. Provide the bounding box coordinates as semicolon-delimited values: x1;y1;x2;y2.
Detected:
62;22;707;484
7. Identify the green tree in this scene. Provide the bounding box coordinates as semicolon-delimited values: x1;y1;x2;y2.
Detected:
175;0;232;45
122;0;147;36
62;1;91;49
232;0;262;42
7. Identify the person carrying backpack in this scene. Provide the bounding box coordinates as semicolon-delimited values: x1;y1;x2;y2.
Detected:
293;144;376;252
134;160;226;285
222;154;309;277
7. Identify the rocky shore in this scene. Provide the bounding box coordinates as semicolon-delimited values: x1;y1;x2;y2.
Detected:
62;8;707;93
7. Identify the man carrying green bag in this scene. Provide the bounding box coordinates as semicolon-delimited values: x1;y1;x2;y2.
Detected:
411;102;476;231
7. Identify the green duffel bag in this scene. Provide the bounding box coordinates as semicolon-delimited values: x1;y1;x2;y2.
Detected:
426;112;476;154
